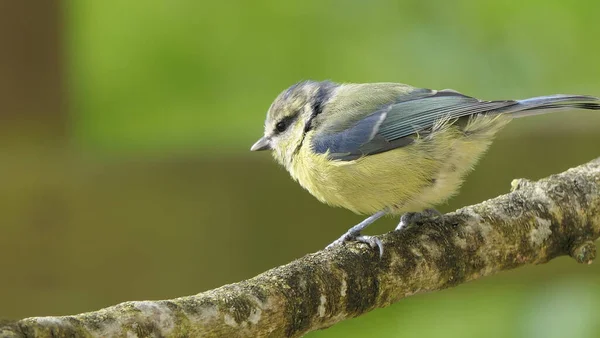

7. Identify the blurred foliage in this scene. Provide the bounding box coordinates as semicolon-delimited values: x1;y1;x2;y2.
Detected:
1;0;600;337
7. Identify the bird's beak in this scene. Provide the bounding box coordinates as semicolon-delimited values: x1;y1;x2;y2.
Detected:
250;136;271;151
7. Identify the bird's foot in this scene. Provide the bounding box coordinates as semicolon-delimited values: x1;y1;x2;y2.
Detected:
325;210;387;257
326;231;384;257
395;208;444;231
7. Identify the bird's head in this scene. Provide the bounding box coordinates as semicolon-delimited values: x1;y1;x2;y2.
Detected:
251;80;335;167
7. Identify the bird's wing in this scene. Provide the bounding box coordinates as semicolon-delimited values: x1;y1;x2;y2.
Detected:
311;89;516;161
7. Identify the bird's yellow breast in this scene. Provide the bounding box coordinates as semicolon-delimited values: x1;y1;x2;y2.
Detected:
287;114;511;215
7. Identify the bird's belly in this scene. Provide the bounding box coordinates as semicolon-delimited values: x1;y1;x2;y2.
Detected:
289;114;510;215
292;140;493;215
290;146;444;215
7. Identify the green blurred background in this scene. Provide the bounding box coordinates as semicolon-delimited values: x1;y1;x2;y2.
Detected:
1;0;600;337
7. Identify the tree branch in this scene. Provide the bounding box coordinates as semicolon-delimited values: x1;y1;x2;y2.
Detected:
2;158;600;338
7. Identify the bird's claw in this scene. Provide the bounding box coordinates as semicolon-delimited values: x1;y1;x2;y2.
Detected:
356;235;384;257
325;231;358;249
326;232;384;258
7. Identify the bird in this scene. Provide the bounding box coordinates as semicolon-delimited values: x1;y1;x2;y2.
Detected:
250;80;600;256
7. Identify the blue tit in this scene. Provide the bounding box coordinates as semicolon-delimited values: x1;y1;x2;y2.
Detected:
251;80;600;256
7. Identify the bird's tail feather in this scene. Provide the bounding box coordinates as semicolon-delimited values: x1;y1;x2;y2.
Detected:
499;94;600;118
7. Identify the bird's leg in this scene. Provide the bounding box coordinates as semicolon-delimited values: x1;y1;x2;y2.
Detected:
396;208;444;231
326;210;387;257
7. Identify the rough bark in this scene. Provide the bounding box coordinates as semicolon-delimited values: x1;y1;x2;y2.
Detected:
2;158;600;338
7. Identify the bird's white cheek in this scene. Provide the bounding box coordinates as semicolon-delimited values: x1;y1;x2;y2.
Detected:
269;140;286;164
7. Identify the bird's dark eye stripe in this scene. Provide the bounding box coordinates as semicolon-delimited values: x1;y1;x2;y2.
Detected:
273;114;298;134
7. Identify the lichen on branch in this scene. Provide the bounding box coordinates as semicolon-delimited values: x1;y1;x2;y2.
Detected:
2;158;600;338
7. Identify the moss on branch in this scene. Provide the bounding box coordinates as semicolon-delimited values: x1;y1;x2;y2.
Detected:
2;158;600;338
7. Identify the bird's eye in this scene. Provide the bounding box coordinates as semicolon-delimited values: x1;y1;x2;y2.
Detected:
275;121;287;133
